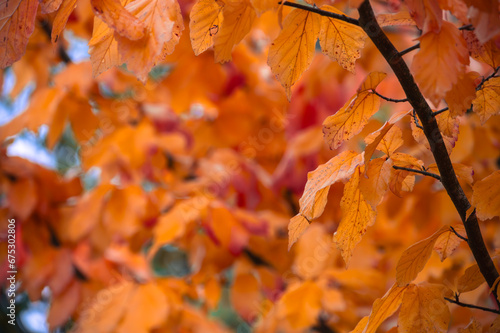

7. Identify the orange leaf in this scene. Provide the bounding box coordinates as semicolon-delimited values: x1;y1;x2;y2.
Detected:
0;0;38;68
471;170;500;220
189;0;224;56
405;0;442;33
398;283;451;333
298;150;364;220
472;76;500;124
91;0;146;40
445;71;478;117
47;281;81;330
377;11;416;27
40;0;63;14
433;225;465;261
389;152;424;197
116;0;184;82
89;15;121;77
277;280;323;329
412;21;469;106
288;214;310;251
231;271;261;321
268;9;320;98
323;72;385;149
489;315;500;333
214;0;256;63
334;167;377;266
463;30;500;69
362;283;409;333
396;226;448;286
365;125;403;159
427;163;474;186
52;0;78;43
6;177;37;220
318;5;366;73
457;263;486;293
359;158;392;208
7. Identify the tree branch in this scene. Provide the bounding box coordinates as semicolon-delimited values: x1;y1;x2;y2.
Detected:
357;0;500;307
372;90;408;103
392;166;441;180
445;296;500;314
431;107;449;117
280;1;360;26
398;43;420;57
450;226;468;242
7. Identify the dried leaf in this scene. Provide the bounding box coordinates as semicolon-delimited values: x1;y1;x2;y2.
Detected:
472;76;500;124
457;263;486;293
288;214;310;251
190;0;224;56
91;0;146;40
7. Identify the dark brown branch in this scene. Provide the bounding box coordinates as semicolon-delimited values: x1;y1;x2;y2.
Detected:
412;109;423;129
450;226;468;242
392;166;441;180
280;1;360;26
372;90;408;103
476;66;500;91
445;296;500;314
458;24;474;31
357;0;500;307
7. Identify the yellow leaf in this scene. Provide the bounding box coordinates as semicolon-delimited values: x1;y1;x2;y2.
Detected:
389;152;424;197
91;0;146;40
189;0;224;56
359;158;392;208
116;0;184;83
89;16;120;78
363;283;409;333
214;0;256;63
277;280;322;329
433;225;465;261
51;0;78;43
412;21;469;106
0;0;38;68
359;71;387;92
318;5;366;73
458;318;483;333
298;150;364;220
268;9;320;98
396;226;448;286
457;263;486;293
472;170;500;220
398;283;451;333
334;167;377;266
472;76;500;124
288;214;310;251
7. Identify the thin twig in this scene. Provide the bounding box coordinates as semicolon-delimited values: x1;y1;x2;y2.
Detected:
412;109;423;129
450;226;468;242
398;44;420;57
372;90;408;103
392;166;441;180
476;66;500;91
280;1;360;26
445;296;500;315
458;24;474;31
432;107;449;117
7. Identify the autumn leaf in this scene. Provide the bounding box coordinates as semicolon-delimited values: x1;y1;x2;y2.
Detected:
405;0;442;33
40;0;63;14
214;0;256;63
268;8;320;98
91;0;146;40
0;0;38;68
457;263;486;293
359;158;392;208
89;15;121;77
298;150;364;220
471;170;500;220
472;76;500;124
433;225;465;261
398;283;451;333
323;72;386;149
288;214;310;250
463;30;500;69
277;280;323;329
51;0;78;43
396;226;449;286
318;5;366;73
189;0;224;56
376;11;415;27
412;21;469;106
116;0;184;82
389;152;424;197
445;71;478;117
358;283;409;333
334;166;377;266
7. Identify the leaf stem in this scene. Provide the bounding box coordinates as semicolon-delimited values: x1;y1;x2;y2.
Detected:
372;90;408;103
392;166;441;180
445;296;500;314
431;107;449;117
280;1;360;26
398;43;420;57
476;66;500;91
